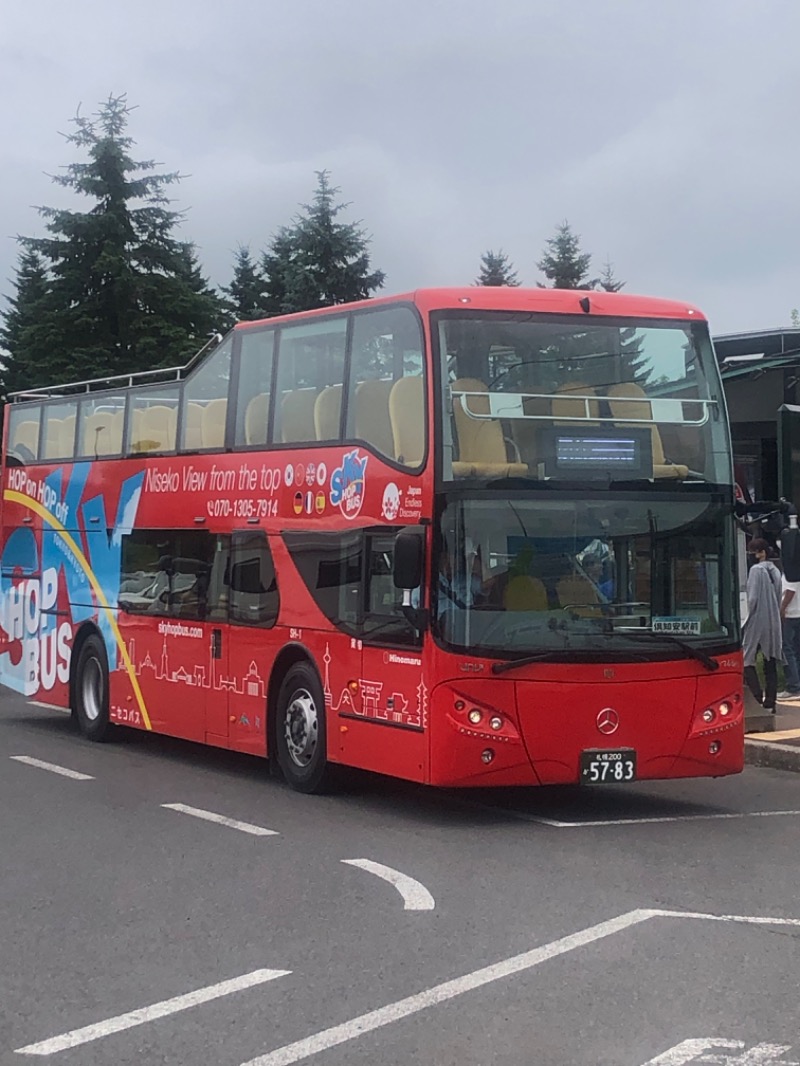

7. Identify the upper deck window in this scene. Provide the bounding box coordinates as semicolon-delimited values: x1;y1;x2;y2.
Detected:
128;386;180;454
436;312;730;486
7;405;42;463
345;306;425;465
272;318;347;445
180;335;233;451
234;330;274;448
78;395;125;458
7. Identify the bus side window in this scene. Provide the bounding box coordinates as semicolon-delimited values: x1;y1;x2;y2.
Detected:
127;387;179;454
234;330;274;448
345;306;425;464
42;400;78;461
228;532;279;627
272;317;347;444
119;529;230;621
180;335;233;451
7;405;42;463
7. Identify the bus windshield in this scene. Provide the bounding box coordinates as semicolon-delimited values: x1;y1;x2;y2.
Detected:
436;312;730;486
436;495;738;659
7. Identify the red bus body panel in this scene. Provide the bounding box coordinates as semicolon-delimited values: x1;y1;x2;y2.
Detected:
0;288;743;789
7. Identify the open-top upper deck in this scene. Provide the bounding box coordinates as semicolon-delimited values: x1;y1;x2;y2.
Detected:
4;287;723;485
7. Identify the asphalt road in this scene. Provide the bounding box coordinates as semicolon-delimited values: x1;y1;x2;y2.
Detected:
1;688;799;1066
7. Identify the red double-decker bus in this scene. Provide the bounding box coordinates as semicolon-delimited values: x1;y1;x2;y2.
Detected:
0;287;744;791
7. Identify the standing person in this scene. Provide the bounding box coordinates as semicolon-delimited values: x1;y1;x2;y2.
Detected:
742;538;783;712
778;564;800;700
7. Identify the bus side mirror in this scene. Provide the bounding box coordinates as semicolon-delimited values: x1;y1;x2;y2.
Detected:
393;530;423;591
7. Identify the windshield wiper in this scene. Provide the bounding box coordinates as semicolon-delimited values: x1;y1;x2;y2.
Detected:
492;651;561;675
621;631;719;672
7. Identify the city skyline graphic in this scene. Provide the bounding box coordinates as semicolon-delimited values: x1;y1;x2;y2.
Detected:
323;644;427;731
119;634;266;699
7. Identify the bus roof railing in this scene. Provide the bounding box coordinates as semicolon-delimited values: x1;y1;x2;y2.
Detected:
7;333;223;403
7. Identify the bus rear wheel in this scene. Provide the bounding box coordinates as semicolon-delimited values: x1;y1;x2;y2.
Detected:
73;634;113;742
275;662;333;794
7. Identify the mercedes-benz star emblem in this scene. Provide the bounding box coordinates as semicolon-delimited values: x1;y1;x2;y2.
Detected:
596;707;620;735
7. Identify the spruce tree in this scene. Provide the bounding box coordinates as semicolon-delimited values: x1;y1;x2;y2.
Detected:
598;259;625;293
0;249;52;397
537;220;596;290
10;94;223;386
262;171;385;315
476;250;520;286
222;245;269;324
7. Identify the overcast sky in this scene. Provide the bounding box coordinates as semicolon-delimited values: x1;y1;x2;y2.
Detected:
1;0;797;336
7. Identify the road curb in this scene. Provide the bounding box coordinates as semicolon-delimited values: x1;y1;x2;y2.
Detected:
745;739;800;773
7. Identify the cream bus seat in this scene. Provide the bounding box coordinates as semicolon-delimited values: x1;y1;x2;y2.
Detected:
244;393;269;445
281;389;318;444
503;575;548;612
607;382;689;480
82;412;120;456
182;402;205;450
314;384;342;441
11;420;39;459
200;399;227;449
60;415;77;456
556;574;602;618
451;378;527;478
354;379;394;458
107;410;124;453
551;382;601;423
138;405;177;452
389;376;426;467
43;419;64;459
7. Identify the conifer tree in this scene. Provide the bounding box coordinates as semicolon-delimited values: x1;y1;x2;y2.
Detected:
222;245;269;324
262;171;385;315
475;250;520;286
598;259;625;293
7;94;223;387
0;249;52;397
537;220;595;289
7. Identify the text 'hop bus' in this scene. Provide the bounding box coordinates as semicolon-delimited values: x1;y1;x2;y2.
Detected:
0;288;744;791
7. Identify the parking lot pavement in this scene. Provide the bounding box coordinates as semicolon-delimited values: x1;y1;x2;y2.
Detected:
2;690;800;1065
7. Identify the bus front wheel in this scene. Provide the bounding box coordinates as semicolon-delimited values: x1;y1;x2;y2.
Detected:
274;662;332;794
73;634;113;742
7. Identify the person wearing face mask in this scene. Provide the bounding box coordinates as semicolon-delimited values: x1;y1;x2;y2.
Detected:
742;538;783;712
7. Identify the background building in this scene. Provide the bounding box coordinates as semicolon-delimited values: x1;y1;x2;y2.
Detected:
714;327;800;506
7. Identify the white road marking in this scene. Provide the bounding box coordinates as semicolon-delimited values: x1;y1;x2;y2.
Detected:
643;1038;745;1064
15;968;291;1056
655;908;800;927
239;906;800;1066
161;803;277;836
643;1039;798;1064
239;910;654;1066
483;807;800;828
27;700;70;713
9;756;93;781
341;859;435;911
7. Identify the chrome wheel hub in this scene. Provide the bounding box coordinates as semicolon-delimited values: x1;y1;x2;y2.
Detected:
284;688;319;768
82;657;103;722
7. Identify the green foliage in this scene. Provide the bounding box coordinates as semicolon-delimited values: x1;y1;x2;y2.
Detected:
598;259;625;293
537;220;596;290
476;249;520;287
4;94;224;390
0;249;52;397
221;245;269;325
261;171;385;315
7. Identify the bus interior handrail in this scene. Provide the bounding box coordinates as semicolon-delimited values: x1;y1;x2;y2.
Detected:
7;332;223;402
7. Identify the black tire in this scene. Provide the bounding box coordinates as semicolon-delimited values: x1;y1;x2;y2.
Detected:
274;662;333;793
73;634;113;742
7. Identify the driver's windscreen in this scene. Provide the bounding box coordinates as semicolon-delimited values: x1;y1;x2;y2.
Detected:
436;496;737;656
